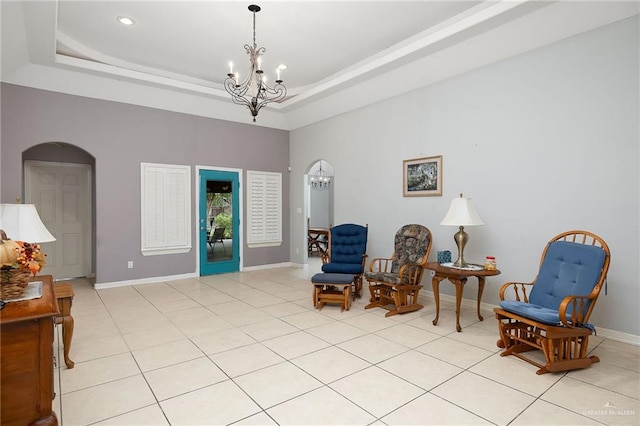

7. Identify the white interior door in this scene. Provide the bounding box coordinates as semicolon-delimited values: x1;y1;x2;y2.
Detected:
25;161;92;279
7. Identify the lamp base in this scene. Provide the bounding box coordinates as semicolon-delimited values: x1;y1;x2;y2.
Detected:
451;258;473;268
452;225;470;268
451;259;475;269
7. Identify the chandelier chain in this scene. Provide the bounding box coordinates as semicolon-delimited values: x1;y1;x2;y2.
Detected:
252;9;256;48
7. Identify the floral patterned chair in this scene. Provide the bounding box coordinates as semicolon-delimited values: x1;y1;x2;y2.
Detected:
364;224;432;317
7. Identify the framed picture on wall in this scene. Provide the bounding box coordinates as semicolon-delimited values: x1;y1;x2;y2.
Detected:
403;155;443;197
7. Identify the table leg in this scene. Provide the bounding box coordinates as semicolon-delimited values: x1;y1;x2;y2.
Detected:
431;276;444;326
61;315;75;368
449;277;467;332
476;276;486;321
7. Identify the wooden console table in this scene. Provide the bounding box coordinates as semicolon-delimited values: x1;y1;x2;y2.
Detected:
1;275;59;426
425;262;501;332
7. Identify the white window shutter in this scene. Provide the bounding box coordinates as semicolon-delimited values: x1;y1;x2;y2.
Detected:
141;163;191;255
247;170;282;247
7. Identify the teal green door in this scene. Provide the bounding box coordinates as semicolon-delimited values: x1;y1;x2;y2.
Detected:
199;169;240;275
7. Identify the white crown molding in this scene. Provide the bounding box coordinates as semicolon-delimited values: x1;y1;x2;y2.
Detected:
2;0;638;130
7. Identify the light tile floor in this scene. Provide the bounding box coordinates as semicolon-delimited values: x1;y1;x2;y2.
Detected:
54;259;639;425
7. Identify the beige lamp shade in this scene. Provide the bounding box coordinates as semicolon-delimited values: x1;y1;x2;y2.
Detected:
440;196;484;226
0;204;56;242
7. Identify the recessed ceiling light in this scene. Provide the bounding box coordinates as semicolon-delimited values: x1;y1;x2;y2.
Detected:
117;16;135;26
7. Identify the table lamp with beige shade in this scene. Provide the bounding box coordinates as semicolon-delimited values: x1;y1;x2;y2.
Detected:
0;202;56;299
440;193;484;268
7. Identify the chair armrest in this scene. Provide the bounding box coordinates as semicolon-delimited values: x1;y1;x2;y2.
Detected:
558;295;596;327
499;281;535;302
360;254;368;269
368;257;394;273
398;262;424;285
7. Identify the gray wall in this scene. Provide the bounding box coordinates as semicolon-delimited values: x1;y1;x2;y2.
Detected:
290;16;639;337
1;85;290;283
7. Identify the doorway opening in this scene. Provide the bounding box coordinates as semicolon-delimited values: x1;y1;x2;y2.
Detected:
23;142;96;280
305;160;334;262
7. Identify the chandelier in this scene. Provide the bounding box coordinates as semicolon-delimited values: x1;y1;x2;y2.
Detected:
224;5;287;122
310;161;332;190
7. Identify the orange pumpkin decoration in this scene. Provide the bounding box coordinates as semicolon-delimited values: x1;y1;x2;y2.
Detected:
0;239;20;265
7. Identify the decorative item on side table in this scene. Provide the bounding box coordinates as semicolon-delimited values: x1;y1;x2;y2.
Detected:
484;256;497;270
437;250;451;264
0;203;56;300
440;193;484;268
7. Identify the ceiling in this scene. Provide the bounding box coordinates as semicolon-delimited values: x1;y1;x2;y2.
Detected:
2;1;638;130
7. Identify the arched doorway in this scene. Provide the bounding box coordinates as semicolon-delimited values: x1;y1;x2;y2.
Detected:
305;160;334;262
23;143;96;280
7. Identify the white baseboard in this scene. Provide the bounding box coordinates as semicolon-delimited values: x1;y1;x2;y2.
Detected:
242;262;293;271
590;327;640;346
94;272;198;289
420;290;640;346
94;262;301;289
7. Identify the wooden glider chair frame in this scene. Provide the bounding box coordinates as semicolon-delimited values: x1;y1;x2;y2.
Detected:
494;230;611;375
364;224;432;317
320;223;368;299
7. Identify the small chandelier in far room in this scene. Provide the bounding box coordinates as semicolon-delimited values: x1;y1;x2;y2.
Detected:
224;4;287;122
310;161;332;191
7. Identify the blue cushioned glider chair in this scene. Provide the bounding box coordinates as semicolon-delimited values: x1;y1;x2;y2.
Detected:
321;223;368;299
494;230;611;374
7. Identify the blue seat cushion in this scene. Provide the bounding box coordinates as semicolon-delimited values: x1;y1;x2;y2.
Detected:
529;241;606;316
499;300;562;325
311;273;355;285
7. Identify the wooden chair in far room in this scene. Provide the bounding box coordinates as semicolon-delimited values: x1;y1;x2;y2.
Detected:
364;224;432;317
320;223;368;299
307;217;329;256
494;230;611;374
208;227;226;253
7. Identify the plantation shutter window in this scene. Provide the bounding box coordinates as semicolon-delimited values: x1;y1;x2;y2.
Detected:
247;170;282;247
141;163;191;256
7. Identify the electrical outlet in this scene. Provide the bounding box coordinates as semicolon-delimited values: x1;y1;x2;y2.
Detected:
127;261;134;269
